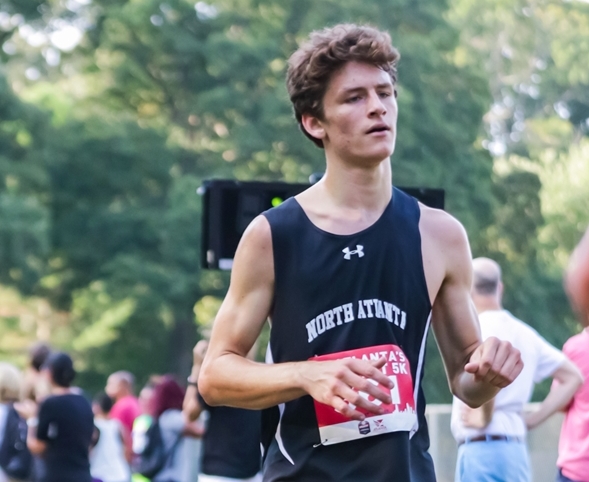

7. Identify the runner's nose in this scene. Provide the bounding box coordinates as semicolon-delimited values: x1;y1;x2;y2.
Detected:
368;91;387;117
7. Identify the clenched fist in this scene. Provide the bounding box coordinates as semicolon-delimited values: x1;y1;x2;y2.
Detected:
464;336;523;388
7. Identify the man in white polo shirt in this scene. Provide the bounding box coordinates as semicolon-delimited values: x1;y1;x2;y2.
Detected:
451;257;583;482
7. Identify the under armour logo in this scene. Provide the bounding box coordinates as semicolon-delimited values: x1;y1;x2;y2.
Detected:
342;245;364;260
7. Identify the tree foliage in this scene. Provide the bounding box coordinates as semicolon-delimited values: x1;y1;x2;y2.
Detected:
0;0;586;399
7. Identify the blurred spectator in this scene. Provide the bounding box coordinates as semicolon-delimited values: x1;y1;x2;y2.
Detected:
554;329;589;482
0;362;28;482
21;343;52;403
184;341;262;482
131;379;159;482
15;344;52;482
106;371;141;461
149;376;202;482
132;381;157;459
90;392;131;482
22;352;94;482
565;227;589;327
551;228;589;482
552;228;589;482
451;258;583;482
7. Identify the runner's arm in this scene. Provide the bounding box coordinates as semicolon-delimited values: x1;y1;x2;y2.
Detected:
198;215;394;420
428;216;522;407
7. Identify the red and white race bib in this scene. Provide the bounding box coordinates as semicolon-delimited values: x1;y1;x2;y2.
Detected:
311;344;417;445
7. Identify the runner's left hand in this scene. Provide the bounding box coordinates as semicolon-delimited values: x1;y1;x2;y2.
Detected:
464;336;523;388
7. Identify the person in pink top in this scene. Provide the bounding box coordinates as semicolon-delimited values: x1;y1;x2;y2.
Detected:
556;329;589;482
556;228;589;482
105;370;141;461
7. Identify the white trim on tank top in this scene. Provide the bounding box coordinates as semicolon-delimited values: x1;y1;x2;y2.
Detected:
265;342;295;465
410;310;432;439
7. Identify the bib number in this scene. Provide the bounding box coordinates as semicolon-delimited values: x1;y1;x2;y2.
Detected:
311;344;417;445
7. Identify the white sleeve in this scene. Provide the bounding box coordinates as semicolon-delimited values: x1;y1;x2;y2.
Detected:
450;397;470;441
532;331;566;383
160;409;185;435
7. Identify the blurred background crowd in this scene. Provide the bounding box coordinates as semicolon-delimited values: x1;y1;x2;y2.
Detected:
0;341;261;482
0;0;588;480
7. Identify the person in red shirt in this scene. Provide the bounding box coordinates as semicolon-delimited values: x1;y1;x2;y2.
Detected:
105;371;141;461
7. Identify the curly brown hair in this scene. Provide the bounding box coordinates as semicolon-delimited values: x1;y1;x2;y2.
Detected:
286;24;400;148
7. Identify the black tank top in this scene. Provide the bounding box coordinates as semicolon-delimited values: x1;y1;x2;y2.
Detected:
261;187;435;482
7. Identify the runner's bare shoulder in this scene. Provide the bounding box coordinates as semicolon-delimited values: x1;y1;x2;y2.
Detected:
232;215;275;286
418;204;471;285
418;204;469;253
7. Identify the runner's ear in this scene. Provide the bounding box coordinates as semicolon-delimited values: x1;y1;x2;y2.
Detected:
301;114;325;143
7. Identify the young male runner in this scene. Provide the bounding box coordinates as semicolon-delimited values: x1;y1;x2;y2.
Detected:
199;24;523;481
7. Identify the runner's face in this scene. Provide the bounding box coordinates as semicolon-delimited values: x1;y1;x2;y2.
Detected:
313;61;397;164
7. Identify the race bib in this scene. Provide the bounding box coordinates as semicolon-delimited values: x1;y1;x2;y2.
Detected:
311;344;417;445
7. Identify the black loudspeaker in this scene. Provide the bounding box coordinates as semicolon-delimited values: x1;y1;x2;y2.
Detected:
200;179;444;270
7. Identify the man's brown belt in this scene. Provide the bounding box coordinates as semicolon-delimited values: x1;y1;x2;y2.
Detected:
458;434;525;446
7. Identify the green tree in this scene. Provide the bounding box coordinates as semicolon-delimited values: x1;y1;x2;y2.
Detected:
0;76;50;295
1;0;518;398
426;0;589;402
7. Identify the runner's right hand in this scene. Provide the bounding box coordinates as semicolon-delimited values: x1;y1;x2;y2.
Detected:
299;357;394;421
